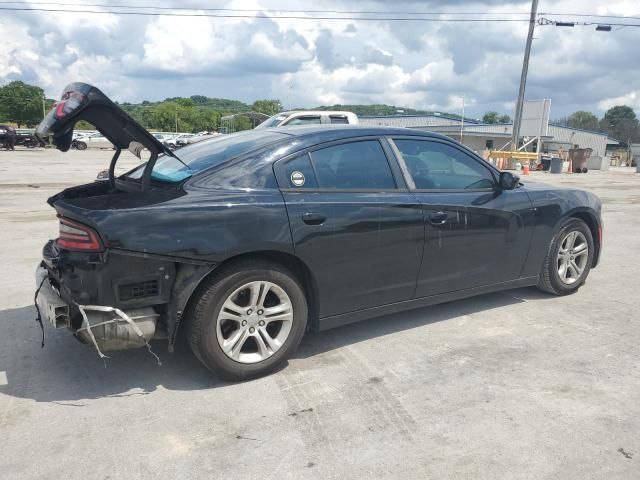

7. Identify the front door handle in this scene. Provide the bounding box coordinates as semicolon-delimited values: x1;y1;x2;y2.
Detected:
302;212;326;225
428;211;448;225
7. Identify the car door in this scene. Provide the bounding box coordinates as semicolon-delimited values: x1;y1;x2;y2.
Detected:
275;137;425;318
389;136;535;298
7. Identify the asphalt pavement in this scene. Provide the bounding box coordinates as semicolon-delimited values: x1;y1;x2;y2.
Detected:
0;148;638;479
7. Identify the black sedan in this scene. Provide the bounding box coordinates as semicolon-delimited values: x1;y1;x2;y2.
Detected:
34;83;602;380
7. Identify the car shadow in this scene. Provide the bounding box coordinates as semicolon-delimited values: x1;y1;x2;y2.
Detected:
0;287;544;403
294;287;543;359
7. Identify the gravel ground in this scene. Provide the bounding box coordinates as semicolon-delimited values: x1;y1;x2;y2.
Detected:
0;148;638;479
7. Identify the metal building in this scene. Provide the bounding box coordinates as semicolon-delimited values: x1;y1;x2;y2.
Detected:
359;115;613;157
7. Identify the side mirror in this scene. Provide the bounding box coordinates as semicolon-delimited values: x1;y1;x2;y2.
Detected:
499;171;520;190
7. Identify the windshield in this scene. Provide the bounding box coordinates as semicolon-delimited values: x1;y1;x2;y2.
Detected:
125;129;289;183
255;113;289;129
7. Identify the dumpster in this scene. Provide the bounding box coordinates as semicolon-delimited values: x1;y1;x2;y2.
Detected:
569;148;593;173
550;157;563;174
587;155;609;171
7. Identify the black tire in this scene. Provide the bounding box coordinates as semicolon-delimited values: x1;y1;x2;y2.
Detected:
76;141;87;150
186;260;308;380
582;167;588;173
537;218;594;295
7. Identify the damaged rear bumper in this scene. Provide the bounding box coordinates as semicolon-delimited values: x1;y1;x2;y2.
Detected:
36;264;161;359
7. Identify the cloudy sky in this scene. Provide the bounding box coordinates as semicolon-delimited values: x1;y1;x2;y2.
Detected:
1;0;639;118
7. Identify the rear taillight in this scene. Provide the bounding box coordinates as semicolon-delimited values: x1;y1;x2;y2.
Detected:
54;91;86;120
56;217;103;252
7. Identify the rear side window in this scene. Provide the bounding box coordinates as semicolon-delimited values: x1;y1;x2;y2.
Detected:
309;140;396;189
329;115;349;124
282;153;318;189
285;116;321;126
126;130;288;183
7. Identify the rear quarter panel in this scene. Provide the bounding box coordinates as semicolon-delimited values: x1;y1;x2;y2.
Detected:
59;188;294;262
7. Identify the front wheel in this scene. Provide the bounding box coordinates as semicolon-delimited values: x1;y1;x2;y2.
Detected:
186;260;308;380
537;218;594;295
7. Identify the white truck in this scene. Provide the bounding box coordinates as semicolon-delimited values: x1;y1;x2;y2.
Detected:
255;110;358;129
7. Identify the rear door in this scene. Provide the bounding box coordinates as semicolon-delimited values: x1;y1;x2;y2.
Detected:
275;137;425;318
389;137;535;297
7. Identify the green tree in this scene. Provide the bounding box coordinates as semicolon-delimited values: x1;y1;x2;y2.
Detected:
482;111;500;124
233;116;253;132
567;111;598;131
599;105;640;144
251;99;282;116
0;80;46;127
483;111;511;124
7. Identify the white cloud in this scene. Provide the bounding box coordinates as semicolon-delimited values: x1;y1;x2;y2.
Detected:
598;91;640;111
1;0;639;117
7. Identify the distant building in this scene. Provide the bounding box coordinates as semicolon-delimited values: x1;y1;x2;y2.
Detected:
359;114;617;157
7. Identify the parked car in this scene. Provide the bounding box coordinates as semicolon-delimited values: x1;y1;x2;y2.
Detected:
35;83;602;380
170;133;195;148
15;130;45;148
185;131;222;145
0;124;17;149
256;110;358;129
72;131;114;150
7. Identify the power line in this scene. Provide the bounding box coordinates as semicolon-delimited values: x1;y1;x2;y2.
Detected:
538;17;640;28
0;6;534;21
0;1;637;22
0;1;533;16
540;12;640;20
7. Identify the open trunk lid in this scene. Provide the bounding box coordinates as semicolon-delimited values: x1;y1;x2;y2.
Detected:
36;83;184;191
36;82;170;156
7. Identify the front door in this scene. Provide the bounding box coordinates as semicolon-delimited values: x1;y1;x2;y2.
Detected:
276;138;425;318
390;137;535;297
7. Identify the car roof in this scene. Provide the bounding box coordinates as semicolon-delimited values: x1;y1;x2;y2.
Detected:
183;125;488;183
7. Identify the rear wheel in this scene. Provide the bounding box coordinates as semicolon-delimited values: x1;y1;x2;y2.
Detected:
76;141;87;150
537;218;594;295
186;260;307;380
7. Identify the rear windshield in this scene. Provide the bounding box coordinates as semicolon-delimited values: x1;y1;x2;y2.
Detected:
125;130;288;183
255;114;289;129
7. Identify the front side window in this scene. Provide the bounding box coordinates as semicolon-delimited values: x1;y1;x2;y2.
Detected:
394;139;495;190
285;116;321;126
309;140;396;189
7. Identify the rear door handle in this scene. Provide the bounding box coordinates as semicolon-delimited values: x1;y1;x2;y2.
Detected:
428;211;448;225
302;212;326;225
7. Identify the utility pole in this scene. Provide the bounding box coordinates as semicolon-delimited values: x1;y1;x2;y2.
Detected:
175;105;178;133
42;95;46;119
460;95;465;143
511;0;538;151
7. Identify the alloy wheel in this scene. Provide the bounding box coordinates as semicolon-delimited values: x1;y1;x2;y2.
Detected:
556;230;589;285
216;281;293;364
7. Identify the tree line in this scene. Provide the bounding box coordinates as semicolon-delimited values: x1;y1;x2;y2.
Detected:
554;107;640;144
1;80;638;144
0;80;283;133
